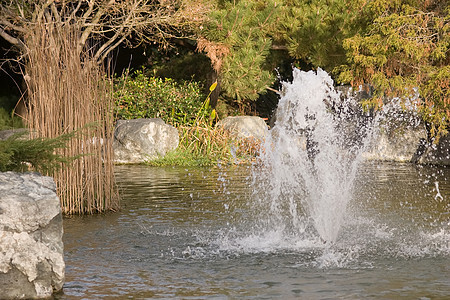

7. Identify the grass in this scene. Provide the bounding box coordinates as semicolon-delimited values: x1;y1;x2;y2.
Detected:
146;125;261;167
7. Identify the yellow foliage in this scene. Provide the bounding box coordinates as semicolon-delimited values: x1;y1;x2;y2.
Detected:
337;0;450;138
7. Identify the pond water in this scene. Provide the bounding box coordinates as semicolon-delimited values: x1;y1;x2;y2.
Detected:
60;162;449;299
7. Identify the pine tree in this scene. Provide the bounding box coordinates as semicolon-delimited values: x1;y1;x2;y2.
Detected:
277;0;371;72
0;131;75;174
198;0;280;102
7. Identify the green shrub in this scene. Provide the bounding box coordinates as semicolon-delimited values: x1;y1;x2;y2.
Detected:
0;94;24;130
113;69;205;126
0;107;24;130
0;131;75;173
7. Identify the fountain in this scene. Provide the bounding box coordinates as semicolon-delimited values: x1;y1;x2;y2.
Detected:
252;68;373;243
58;68;449;299
214;68;447;267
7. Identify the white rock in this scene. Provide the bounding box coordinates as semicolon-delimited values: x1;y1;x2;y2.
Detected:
418;134;450;165
362;122;428;162
216;116;268;142
0;172;64;299
113;118;179;164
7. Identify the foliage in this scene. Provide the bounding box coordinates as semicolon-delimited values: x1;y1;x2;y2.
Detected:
0;95;24;130
197;0;368;104
113;69;206;126
0;108;24;130
278;0;371;72
152;51;212;84
337;0;450;138
198;0;279;101
0;131;74;173
146;82;261;167
197;0;449;139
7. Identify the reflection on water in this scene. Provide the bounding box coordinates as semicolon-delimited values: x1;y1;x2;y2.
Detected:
60;163;449;299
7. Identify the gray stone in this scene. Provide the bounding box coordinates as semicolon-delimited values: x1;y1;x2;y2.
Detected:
0;128;29;140
418;134;450;166
0;129;39;141
0;172;64;299
333;87;432;163
362;120;428;162
113;118;179;164
216;116;268;142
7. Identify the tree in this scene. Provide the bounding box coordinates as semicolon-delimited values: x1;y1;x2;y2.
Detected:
277;0;371;72
0;0;207;64
198;0;279;104
0;0;208;214
197;0;370;110
337;0;450;138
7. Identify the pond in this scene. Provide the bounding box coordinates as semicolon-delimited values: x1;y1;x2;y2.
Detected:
60;162;449;299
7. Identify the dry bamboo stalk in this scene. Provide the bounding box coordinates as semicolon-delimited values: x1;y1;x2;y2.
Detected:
25;21;119;214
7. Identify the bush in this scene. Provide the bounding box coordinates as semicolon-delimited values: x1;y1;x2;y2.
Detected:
0;107;24;130
113;69;206;126
114;75;261;167
0;131;75;173
0;95;24;130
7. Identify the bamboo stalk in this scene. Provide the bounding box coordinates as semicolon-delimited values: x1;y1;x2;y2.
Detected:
25;20;119;214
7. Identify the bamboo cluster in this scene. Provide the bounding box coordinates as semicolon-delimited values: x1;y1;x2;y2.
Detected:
24;22;119;214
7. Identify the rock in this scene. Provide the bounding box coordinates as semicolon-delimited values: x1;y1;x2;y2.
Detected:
269;82;450;164
0;128;29;140
0;172;64;299
334;86;432;163
418;134;450;166
362;122;428;162
0;129;39;141
113;118;179;164
362;111;428;162
216;116;268;142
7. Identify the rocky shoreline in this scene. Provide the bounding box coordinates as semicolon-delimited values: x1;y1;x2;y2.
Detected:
0;172;64;299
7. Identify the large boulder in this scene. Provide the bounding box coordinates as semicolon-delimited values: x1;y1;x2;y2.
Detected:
418;134;450;166
0;172;65;299
113;118;179;164
360;99;428;162
362;121;428;162
216;116;268;142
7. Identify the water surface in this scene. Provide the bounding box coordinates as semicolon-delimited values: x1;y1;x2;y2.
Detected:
60;163;449;299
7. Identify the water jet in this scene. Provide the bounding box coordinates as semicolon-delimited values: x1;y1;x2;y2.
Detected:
253;68;371;243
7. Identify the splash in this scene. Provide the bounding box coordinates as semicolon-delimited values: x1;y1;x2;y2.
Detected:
252;68;372;243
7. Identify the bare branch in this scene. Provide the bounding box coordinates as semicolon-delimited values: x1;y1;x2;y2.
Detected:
33;0;56;23
0;26;24;48
67;1;83;24
50;2;62;24
78;0;116;54
81;0;96;23
0;19;28;34
93;25;128;62
1;0;210;65
98;31;130;62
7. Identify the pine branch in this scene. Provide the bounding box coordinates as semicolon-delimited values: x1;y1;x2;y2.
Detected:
0;131;78;174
